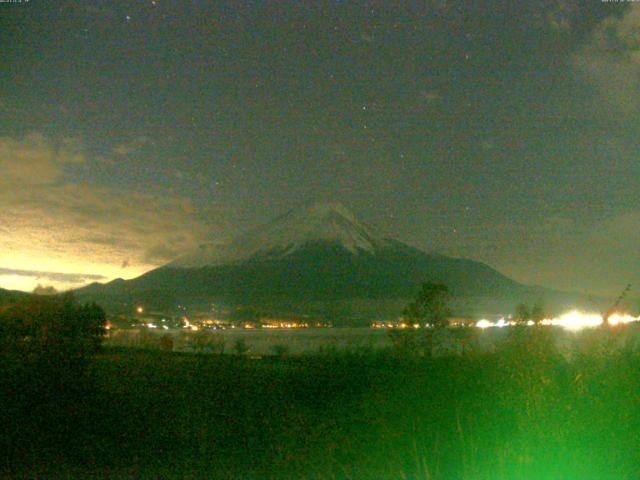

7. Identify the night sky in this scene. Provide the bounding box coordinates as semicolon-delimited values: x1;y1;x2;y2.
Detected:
1;0;638;295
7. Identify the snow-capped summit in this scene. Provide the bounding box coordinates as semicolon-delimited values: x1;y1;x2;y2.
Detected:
170;202;387;268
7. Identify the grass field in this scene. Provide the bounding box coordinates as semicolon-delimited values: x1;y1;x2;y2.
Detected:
3;326;640;479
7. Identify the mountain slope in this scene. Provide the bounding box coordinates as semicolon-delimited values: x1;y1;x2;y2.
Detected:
77;203;550;318
0;287;29;306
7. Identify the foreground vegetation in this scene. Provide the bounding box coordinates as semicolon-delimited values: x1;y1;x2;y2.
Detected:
2;297;640;479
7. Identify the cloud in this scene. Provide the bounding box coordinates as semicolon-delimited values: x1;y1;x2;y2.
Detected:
544;1;576;32
433;210;640;296
0;268;107;284
573;5;640;113
59;136;86;164
0;133;86;187
142;243;184;263
585;212;640;281
112;136;152;156
0;182;207;264
0;133;213;291
0;133;62;185
537;213;639;295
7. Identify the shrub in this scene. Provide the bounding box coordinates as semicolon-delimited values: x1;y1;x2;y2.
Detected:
208;334;225;354
271;343;290;358
137;328;158;350
234;338;248;355
159;333;174;352
0;293;105;362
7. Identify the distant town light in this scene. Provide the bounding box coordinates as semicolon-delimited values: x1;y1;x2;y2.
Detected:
495;318;509;328
607;313;637;326
475;319;493;329
473;310;639;331
541;310;601;330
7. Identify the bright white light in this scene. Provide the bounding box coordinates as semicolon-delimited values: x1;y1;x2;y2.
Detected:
495;318;508;328
541;310;602;331
473;310;639;331
607;313;638;326
476;319;493;329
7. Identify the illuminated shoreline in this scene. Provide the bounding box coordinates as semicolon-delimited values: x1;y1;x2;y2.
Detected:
475;311;639;331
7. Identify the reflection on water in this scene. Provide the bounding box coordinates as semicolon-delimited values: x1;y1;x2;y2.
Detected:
106;327;392;355
105;323;640;357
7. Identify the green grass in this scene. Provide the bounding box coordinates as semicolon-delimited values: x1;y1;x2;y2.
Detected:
3;327;640;479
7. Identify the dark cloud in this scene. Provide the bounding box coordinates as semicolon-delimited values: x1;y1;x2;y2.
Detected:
143;243;183;264
574;5;640;113
0;268;107;284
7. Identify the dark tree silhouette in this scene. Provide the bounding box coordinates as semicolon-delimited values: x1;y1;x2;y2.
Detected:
0;293;105;360
403;282;451;329
531;303;545;325
513;303;530;325
0;293;107;466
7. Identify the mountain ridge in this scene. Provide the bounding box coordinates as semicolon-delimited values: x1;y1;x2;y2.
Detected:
74;203;593;319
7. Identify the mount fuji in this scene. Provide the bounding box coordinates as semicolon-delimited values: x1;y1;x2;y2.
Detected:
170;203;388;268
76;203;563;320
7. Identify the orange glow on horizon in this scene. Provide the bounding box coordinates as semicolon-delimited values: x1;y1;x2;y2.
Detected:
0;251;154;292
